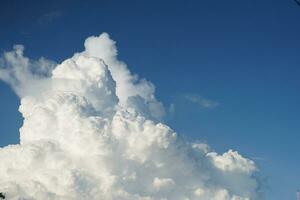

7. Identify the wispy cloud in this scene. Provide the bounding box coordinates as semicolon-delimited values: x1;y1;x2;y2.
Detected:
38;11;62;26
250;156;266;162
184;94;219;108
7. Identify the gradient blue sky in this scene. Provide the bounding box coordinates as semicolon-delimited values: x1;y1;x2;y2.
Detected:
0;0;299;199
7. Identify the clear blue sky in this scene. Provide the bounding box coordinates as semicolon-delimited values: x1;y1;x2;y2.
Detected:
0;0;299;199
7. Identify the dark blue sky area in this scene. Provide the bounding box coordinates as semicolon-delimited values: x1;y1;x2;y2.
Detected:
0;0;300;199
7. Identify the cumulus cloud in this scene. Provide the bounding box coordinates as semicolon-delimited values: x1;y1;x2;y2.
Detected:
0;33;262;200
0;45;56;97
184;94;220;108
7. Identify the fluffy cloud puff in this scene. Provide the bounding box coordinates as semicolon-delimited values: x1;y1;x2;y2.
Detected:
0;33;262;200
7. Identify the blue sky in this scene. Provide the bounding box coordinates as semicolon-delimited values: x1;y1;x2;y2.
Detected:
0;0;299;199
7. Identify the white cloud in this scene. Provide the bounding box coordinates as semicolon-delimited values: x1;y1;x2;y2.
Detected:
0;44;56;97
0;33;262;200
152;177;175;190
184;94;219;108
82;33;165;120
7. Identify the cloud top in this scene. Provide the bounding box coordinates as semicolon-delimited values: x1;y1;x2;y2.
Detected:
0;33;262;200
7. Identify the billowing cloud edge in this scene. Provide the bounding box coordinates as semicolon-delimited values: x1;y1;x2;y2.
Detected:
0;33;263;200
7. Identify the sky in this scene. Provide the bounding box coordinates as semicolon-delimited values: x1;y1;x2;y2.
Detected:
0;0;299;199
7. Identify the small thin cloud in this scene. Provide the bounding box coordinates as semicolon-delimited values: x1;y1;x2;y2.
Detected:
184;94;219;108
168;103;175;115
38;11;62;26
251;156;266;162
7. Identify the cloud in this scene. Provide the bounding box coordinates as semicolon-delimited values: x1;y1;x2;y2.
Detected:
0;33;262;200
168;103;176;117
184;94;220;108
0;45;56;97
38;11;62;26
